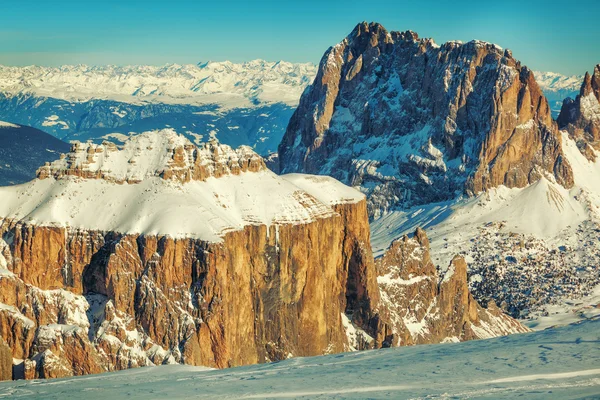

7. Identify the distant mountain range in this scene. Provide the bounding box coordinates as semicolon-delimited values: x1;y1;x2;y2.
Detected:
0;61;316;107
0;61;318;155
533;70;584;116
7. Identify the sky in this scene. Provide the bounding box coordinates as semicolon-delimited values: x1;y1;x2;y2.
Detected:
0;0;598;76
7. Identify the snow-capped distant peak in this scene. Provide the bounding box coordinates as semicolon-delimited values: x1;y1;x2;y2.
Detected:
0;121;19;128
533;71;583;92
533;71;584;116
0;61;318;108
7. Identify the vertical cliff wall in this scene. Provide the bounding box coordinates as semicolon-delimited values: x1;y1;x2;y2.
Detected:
0;197;386;378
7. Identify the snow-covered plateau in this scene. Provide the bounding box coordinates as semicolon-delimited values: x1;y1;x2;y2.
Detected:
0;319;598;399
0;130;362;242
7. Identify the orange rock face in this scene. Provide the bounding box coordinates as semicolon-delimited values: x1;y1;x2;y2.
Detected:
466;66;573;194
0;198;388;379
0;337;11;380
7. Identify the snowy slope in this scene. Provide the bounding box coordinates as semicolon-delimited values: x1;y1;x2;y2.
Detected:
0;61;317;107
1;319;598;399
0;130;363;242
372;177;586;261
534;71;583;116
371;131;600;323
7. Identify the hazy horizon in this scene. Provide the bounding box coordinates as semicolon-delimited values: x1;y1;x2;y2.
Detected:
1;0;599;76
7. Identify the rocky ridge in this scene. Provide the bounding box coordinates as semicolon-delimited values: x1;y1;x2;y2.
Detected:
376;228;528;345
36;129;265;184
558;65;600;161
278;22;573;217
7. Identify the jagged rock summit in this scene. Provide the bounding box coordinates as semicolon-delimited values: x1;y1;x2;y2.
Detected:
558;64;600;161
37;129;266;184
278;22;573;217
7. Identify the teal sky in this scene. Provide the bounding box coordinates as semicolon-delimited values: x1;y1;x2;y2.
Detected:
0;0;598;75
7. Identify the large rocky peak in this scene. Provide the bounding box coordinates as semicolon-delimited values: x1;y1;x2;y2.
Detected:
375;228;529;345
37;129;266;184
557;64;600;161
279;22;573;217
